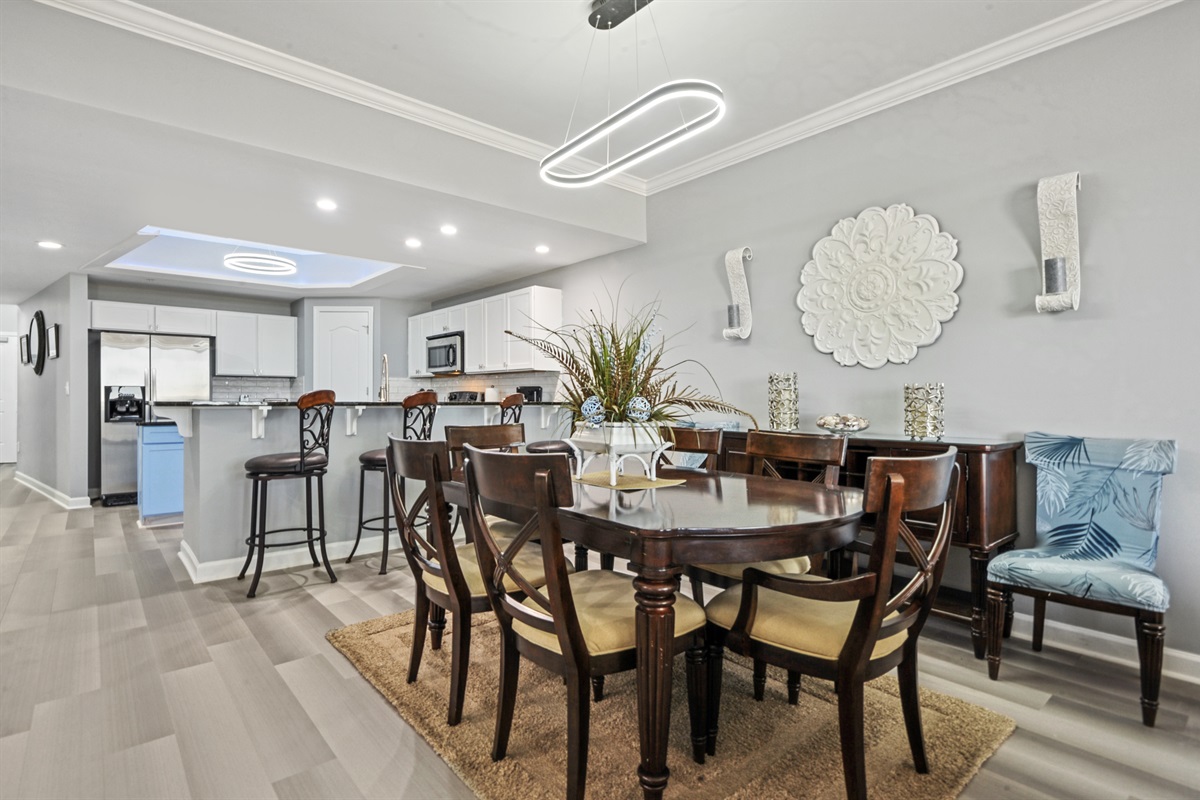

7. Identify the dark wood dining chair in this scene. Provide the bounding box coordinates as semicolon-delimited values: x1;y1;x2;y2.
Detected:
463;444;709;800
499;393;524;424
658;425;724;470
386;434;553;726
705;449;959;800
348;390;438;574
445;423;526;482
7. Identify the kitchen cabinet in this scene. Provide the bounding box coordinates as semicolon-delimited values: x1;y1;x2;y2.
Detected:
90;301;215;336
138;423;183;520
408;315;428;378
426;306;466;335
482;295;508;371
463;301;485;372
215;311;297;377
505;286;561;371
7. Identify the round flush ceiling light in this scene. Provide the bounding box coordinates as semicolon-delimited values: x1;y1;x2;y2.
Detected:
37;240;63;250
535;245;550;254
440;224;457;236
315;198;338;211
224;252;297;275
405;238;422;248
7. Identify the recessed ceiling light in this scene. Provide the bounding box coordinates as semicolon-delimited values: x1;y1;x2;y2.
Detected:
405;238;422;248
37;240;63;250
440;224;457;236
316;198;338;211
535;245;550;254
224;252;297;275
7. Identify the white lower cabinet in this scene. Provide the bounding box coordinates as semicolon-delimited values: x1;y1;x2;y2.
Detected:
215;311;297;377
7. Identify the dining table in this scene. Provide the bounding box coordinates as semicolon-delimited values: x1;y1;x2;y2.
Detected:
447;466;864;799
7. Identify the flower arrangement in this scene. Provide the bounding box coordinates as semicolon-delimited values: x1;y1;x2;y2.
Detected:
506;299;755;430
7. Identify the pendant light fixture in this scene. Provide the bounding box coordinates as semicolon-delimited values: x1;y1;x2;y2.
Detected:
224;252;297;275
540;0;725;188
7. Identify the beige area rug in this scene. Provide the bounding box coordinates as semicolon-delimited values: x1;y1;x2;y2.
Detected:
573;472;686;490
328;611;1013;800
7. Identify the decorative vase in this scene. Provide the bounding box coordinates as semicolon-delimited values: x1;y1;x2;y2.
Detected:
768;372;800;431
904;383;945;440
569;422;668;486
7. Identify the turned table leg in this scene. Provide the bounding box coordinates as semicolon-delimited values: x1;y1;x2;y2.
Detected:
633;565;677;800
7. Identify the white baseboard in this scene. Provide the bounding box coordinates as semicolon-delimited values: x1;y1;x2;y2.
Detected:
14;471;91;510
1005;610;1199;686
178;534;388;584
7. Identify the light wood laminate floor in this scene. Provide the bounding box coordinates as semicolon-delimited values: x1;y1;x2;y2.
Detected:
1;465;1196;799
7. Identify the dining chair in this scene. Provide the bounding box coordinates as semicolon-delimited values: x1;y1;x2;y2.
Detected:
347;389;438;574
463;444;709;800
658;425;724;470
985;432;1177;726
238;390;337;598
386;434;553;726
445;423;526;482
705;448;959;800
499;392;524;424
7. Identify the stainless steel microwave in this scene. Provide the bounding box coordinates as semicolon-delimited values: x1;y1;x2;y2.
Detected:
426;331;463;374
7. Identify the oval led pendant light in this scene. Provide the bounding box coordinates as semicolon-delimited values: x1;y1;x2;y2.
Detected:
224;252;297;275
540;79;725;188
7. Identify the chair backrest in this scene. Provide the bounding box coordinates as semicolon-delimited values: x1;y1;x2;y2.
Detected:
1025;432;1176;568
849;448;959;669
402;390;438;440
499;393;524;425
659;426;723;470
745;430;848;486
385;435;466;599
297;390;335;470
463;446;589;662
445;423;526;481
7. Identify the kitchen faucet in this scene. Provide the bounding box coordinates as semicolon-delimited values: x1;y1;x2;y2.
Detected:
379;353;389;402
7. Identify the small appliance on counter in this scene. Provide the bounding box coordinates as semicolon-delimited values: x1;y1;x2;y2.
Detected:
446;391;480;403
516;385;543;403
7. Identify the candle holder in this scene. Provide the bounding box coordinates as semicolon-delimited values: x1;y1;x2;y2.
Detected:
904;383;945;440
767;372;799;432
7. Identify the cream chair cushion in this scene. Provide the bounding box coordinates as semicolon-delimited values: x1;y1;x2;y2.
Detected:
484;515;524;545
421;541;557;598
705;579;905;661
695;556;811;581
513;570;707;657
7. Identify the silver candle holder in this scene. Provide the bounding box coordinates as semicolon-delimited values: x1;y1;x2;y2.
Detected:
904;383;945;440
767;372;800;432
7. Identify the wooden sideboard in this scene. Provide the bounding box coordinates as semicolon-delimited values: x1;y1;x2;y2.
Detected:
720;431;1022;658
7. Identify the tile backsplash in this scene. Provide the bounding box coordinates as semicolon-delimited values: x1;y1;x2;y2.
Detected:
211;376;298;402
386;371;563;402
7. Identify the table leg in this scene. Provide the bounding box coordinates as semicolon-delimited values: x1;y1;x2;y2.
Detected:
969;549;989;660
633;566;677;799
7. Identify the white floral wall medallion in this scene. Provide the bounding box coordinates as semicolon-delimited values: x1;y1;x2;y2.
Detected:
796;204;963;368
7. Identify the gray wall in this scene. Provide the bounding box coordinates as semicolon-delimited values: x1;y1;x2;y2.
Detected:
537;4;1200;654
17;273;90;498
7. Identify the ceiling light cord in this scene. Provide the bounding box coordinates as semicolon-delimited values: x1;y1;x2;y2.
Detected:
606;20;613;167
645;3;689;130
563;15;601;145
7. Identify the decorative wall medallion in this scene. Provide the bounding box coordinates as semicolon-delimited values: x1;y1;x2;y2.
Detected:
796;204;963;368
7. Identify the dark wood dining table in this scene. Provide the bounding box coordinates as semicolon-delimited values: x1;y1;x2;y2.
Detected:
447;467;864;799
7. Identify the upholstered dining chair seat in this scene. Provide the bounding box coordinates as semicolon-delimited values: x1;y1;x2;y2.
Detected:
244;452;328;474
694;556;812;582
421;542;560;599
706;579;906;661
358;448;387;467
513;570;707;657
988;552;1168;613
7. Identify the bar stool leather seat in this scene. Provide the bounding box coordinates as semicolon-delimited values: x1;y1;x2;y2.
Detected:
358;448;386;467
245;452;329;474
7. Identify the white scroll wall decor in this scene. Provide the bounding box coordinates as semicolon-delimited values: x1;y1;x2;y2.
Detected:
796;204;963;368
1035;171;1081;313
722;246;753;340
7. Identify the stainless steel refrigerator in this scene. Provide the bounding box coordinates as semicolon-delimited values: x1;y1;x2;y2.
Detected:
99;332;211;503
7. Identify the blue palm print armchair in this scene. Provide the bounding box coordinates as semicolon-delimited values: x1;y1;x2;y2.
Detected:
985;432;1177;726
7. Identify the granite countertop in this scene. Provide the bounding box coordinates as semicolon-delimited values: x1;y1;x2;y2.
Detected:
153;400;564;408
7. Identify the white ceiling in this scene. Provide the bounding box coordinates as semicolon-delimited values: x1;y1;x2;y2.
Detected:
0;0;1173;306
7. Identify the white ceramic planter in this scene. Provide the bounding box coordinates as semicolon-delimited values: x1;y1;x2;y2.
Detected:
568;423;670;486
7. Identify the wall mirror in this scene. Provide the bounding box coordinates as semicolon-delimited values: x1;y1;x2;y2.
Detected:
29;310;46;376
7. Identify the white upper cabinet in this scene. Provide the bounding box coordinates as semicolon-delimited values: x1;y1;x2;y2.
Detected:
506;287;562;371
463;301;485;372
482;295;508;371
90;301;215;336
215;311;297;377
407;315;428;378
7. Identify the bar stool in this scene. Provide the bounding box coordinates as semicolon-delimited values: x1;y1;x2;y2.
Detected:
498;393;523;424
238;390;337;598
347;390;438;574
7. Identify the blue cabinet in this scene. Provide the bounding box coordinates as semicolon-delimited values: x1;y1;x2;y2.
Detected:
138;423;184;520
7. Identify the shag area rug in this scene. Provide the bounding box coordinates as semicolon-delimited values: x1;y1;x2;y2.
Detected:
328;610;1013;800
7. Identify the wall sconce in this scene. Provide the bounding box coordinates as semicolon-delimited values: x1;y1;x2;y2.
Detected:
723;246;753;340
1035;171;1081;313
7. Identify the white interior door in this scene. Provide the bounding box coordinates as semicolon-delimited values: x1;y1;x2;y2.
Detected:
0;335;17;462
313;307;373;402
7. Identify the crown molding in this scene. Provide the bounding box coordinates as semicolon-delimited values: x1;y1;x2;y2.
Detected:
34;0;649;195
645;0;1183;194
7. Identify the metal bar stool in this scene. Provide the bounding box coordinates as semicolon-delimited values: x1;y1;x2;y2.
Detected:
347;390;438;574
498;393;523;424
238;390;337;598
